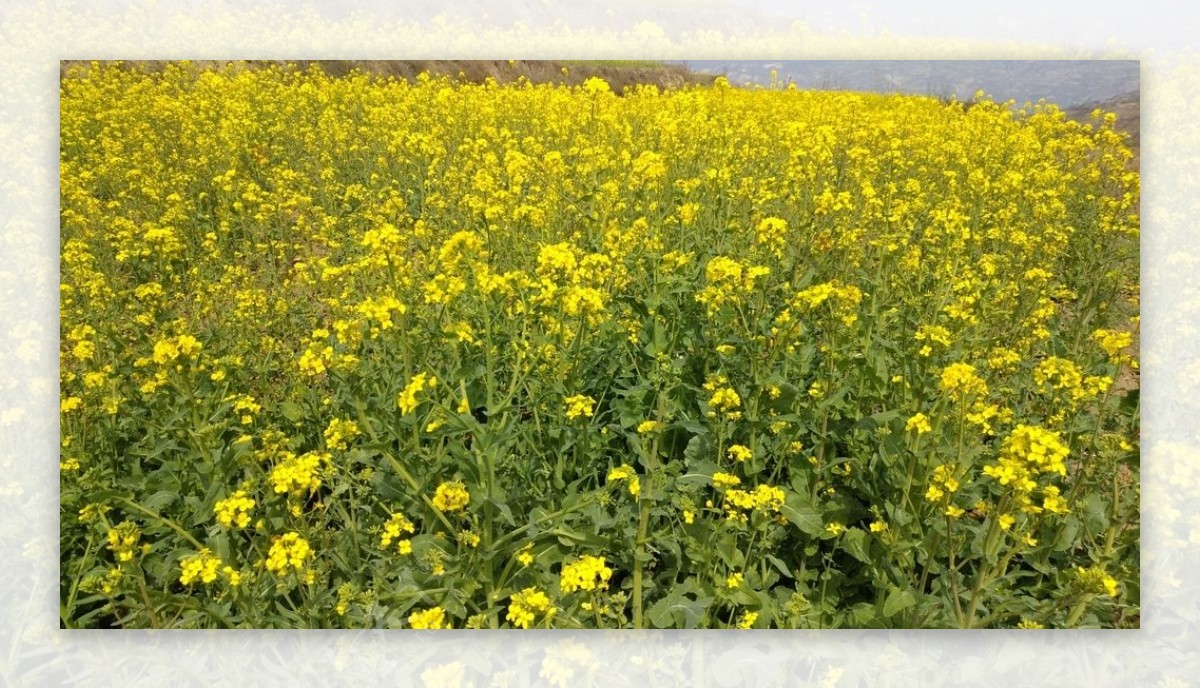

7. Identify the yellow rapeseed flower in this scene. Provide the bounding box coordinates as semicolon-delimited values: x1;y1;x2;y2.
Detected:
560;554;613;593
398;372;437;415
409;606;451;629
432;481;470;513
179;549;223;586
506;586;555;628
380;511;416;551
564;394;595;421
727;444;752;462
606;464;640;497
265;532;312;576
214;490;255;528
906;413;932;435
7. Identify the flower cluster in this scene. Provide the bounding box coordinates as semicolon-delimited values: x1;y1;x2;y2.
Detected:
723;484;786;515
214;490;256;528
106;521;141;563
939;362;988;401
506;586;555;629
636;420;662;434
1075;565;1119;598
726;444;752;463
606;464;640;498
712;472;741;489
983;424;1070;491
914;324;952;356
432;481;470;513
790;281;863;326
270;451;330;495
265;532;313;577
398;372;437;415
696;256;769;316
323;417;361;450
1092;328;1134;364
409;606;451;629
925;465;964;517
564;394;596;421
754;217;789;257
179;548;223;586
905;413;932;435
380;511;416;553
560;555;613;593
703;374;742;420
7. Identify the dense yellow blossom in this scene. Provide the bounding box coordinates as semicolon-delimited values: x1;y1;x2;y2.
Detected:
179;549;223;586
59;62;1138;631
270;451;330;495
398;373;437;415
712;472;741;489
564;394;596;421
380;511;416;552
506;587;555;629
906;413;932;435
409;606;451;630
636;420;662;434
606;464;640;497
265;532;312;576
726;444;752;463
214;490;255;528
323;418;361;450
939;363;988;401
432;481;470;513
106;521;141;563
560;555;613;593
1092;328;1134;360
703;375;742;419
724;484;785;513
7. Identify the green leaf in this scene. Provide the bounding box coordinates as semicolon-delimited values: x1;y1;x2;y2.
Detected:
683;434;714;469
647;584;712;629
781;492;824;536
849;601;877;627
280;400;304;423
129;438;181;461
1052;517;1081;552
765;555;793;579
882;588;916;619
1118;388;1139;415
855;409;899;432
1081;493;1110;536
142;490;178;511
842;527;871;563
675;471;716;490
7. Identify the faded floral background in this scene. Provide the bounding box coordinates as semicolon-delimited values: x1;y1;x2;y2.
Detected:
1;0;1193;685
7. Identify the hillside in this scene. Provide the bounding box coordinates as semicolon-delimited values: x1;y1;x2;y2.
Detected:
60;59;714;93
682;60;1139;109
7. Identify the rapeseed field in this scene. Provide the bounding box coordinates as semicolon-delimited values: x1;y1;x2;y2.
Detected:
59;61;1139;629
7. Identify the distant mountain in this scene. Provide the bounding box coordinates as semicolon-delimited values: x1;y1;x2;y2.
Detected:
678;60;1138;109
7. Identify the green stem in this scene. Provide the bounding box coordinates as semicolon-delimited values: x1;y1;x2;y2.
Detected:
63;534;97;626
947;512;964;626
134;566;161;628
379;450;457;534
489;493;598;553
632;500;650;629
1065;594;1094;627
114;497;205;550
633;395;666;628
